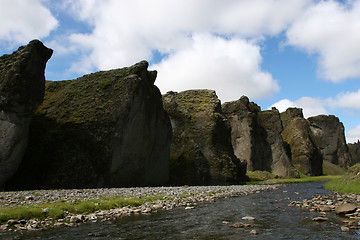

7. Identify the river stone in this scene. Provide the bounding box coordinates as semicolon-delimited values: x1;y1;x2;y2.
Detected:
318;206;332;212
312;216;328;221
335;203;357;215
250;230;258;235
232;222;251;228
0;40;53;186
341;226;350;232
242;216;255;221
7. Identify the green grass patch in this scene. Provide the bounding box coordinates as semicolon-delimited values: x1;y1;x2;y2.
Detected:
324;178;360;194
246;171;275;182
0;195;165;224
266;175;342;184
323;163;360;193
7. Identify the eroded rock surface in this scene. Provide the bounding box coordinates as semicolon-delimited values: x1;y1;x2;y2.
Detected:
281;108;323;176
308;115;351;168
223;97;297;177
6;61;171;189
163;90;247;185
0;40;53;186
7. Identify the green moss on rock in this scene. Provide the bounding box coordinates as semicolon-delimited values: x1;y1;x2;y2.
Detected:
6;61;172;189
163;90;247;185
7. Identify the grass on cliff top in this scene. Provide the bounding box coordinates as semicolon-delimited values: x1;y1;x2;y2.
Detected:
0;195;164;224
324;163;360;193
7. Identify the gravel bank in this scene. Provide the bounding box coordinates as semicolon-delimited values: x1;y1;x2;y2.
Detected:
289;192;360;232
0;184;280;232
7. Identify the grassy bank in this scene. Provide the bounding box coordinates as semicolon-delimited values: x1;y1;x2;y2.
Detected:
323;163;360;194
246;170;342;185
0;195;164;224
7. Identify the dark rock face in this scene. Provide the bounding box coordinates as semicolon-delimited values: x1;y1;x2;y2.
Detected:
222;96;297;178
0;40;53;186
308;115;351;168
348;141;360;165
6;61;172;189
281;108;323;176
163;90;247;185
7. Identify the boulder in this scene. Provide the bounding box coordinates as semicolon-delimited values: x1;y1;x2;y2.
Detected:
281;108;323;176
5;61;172;189
163;90;247;185
223;97;298;178
0;40;53;186
335;203;357;215
308;115;352;168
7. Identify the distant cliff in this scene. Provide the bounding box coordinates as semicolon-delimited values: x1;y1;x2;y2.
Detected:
6;61;172;189
163;90;247;185
223;96;298;178
348;141;360;165
280;108;323;176
308;115;352;168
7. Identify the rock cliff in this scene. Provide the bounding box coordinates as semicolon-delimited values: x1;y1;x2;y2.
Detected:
0;40;53;186
223;97;298;178
6;61;172;189
163;90;247;185
280;108;323;176
348;141;360;166
308;115;351;168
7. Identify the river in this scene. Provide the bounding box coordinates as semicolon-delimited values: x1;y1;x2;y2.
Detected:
2;182;360;239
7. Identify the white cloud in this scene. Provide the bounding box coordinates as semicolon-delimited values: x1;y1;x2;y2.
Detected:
152;34;279;102
347;125;360;143
0;0;58;46
331;89;360;110
51;0;313;101
286;0;360;82
271;97;328;118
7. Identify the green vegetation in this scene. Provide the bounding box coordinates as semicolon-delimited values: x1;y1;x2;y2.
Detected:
322;160;346;175
246;171;275;182
266;175;342;184
246;170;342;185
324;178;360;193
0;195;164;224
324;163;360;193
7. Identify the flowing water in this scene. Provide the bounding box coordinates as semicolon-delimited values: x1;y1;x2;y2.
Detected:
2;182;360;239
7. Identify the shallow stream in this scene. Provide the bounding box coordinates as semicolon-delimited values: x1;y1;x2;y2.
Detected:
2;182;360;239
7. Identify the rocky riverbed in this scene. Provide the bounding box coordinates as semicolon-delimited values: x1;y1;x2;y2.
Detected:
0;184;279;232
289;191;360;232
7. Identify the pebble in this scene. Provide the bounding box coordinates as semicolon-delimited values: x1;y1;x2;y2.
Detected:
0;184;279;232
289;191;360;232
250;229;258;235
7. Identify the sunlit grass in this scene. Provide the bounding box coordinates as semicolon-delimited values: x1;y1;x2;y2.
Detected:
324;178;360;194
0;195;165;224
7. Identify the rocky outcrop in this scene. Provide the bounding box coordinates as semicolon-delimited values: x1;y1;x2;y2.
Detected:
5;61;172;189
308;115;351;168
163;90;247;185
348;141;360;166
0;40;53;186
222;97;297;178
281;108;323;176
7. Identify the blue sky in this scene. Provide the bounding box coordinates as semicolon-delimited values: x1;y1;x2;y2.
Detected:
1;0;360;143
